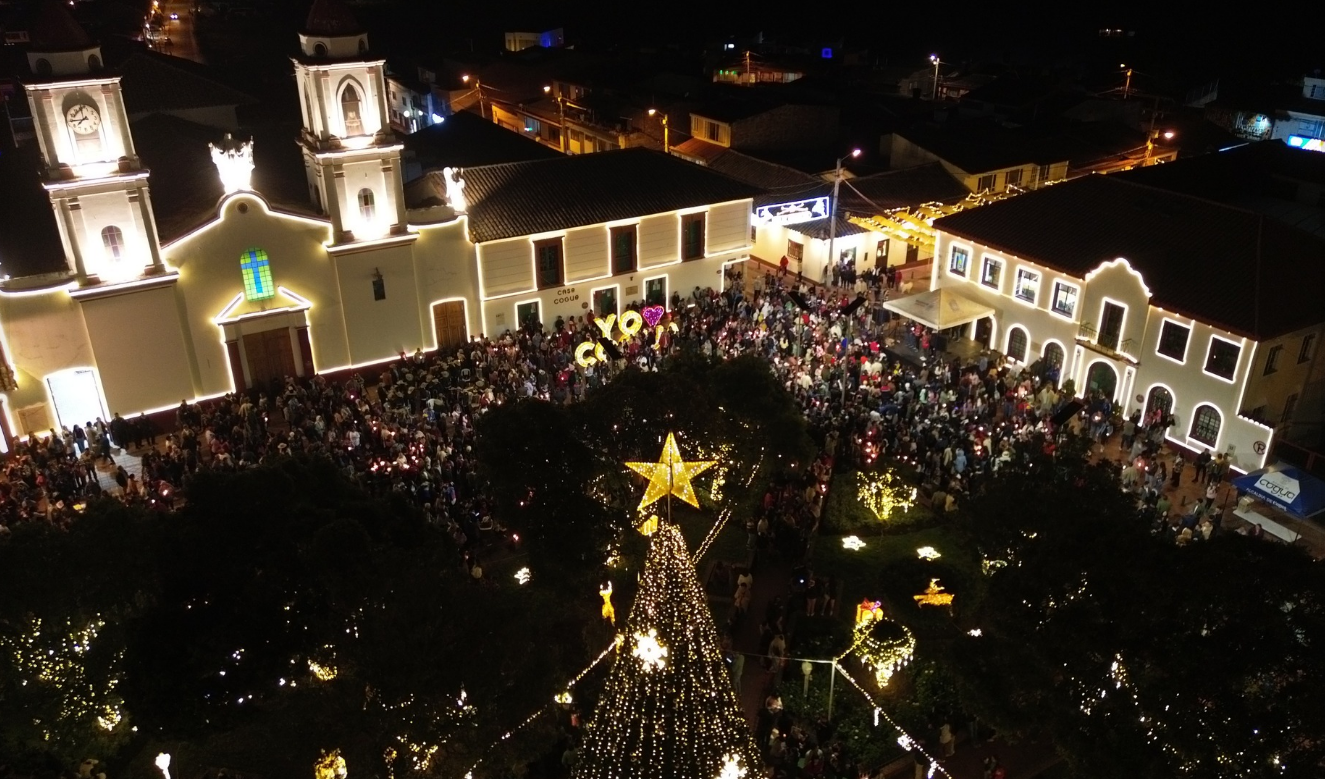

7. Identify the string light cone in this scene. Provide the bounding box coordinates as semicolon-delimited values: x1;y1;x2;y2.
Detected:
626;432;715;512
573;523;761;778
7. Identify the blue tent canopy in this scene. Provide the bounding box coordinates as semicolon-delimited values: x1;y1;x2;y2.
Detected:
1232;463;1325;519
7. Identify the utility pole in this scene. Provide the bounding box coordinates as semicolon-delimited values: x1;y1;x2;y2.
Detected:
745;50;752;84
929;54;941;101
1123;66;1132;99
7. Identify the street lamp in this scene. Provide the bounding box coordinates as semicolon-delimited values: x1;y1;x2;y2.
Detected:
462;74;485;120
647;108;670;154
929;54;941;101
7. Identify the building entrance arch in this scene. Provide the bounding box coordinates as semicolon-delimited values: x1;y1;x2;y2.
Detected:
1085;361;1119;403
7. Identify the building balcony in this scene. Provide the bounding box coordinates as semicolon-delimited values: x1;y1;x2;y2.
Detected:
1077;323;1135;362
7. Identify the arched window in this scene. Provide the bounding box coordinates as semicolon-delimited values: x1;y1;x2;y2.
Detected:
101;226;124;261
1006;326;1028;363
358;38;369;55
313;43;327;57
358;188;375;221
1146;385;1174;421
240;248;276;301
88;54;102;71
1042;341;1064;369
1190;404;1222;446
341;84;363;136
35;58;52;76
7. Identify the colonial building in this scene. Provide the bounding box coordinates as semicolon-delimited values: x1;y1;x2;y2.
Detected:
0;0;756;448
925;147;1325;471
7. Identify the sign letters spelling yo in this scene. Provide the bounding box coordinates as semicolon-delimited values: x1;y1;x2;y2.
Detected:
575;305;678;367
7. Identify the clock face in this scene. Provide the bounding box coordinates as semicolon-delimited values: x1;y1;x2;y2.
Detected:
66;103;102;135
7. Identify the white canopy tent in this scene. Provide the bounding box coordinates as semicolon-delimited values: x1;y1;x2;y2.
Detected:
882;287;995;331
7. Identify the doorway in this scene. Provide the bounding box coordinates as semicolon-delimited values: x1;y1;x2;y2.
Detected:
972;317;993;349
1086;361;1119;402
432;300;469;353
242;330;296;390
45;368;108;430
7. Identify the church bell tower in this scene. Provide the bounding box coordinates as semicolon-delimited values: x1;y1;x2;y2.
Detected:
22;0;165;285
293;0;408;245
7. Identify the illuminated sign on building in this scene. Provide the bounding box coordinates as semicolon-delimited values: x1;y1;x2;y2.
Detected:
1287;135;1325;152
755;197;829;226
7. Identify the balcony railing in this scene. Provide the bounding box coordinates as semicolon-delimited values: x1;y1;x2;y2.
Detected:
1077;323;1134;361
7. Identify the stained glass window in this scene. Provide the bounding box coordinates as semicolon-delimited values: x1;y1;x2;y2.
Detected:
241;248;275;301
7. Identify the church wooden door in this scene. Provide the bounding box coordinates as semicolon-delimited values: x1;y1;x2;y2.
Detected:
243;329;296;389
433;301;468;353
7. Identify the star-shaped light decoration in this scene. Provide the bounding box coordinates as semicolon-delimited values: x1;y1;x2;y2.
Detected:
916;546;941;560
626;432;715;512
842;535;867;551
716;754;748;779
631;628;668;671
514;567;531;585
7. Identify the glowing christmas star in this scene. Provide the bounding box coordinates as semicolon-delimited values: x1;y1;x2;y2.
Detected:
631;628;668;671
626;432;715;511
716;754;748;779
842;535;867;550
916;546;941;560
514;567;531;585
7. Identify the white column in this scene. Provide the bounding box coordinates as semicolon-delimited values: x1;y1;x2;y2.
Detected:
60;198;90;280
382;155;406;232
371;65;390;135
131;184;165;272
102;81;136;163
36;92;61;173
322;160;346;241
315;70;331;140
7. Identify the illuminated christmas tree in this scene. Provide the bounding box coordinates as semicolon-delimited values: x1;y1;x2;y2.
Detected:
573;522;761;779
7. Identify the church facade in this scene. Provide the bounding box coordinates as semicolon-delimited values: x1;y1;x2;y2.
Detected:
0;0;756;448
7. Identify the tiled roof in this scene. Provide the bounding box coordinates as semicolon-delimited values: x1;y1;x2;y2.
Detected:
670;139;825;207
790;216;870;241
462;148;760;243
934;174;1325;341
304;0;361;36
27;0;91;52
403;111;560;176
119;52;258;115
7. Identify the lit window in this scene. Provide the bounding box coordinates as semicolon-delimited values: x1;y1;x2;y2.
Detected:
948;247;969;277
535;238;563;288
1156;321;1190;362
1006;327;1028;362
681;213;705;260
240;248;276;301
1005;168;1023;187
1263;344;1283;375
100;226;124;262
1015;268;1040;303
1204;337;1241;381
358;188;375;221
342;84;364;136
1189;404;1222;446
980;257;1001;288
976;174;995;192
1050;281;1077;318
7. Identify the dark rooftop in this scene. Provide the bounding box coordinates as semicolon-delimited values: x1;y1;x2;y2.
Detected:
934;174;1325;341
304;0;361;37
27;0;92;52
460;148;760;243
119;52;258;117
0;141;67;279
840;163;970;211
403;111;561;173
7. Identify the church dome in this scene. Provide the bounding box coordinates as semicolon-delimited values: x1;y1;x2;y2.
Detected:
27;0;93;53
303;0;362;37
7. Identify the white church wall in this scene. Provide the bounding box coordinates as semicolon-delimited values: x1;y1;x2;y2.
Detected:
414;220;480;343
335;242;428;366
163;194;344;393
0;289;98;433
78;285;195;414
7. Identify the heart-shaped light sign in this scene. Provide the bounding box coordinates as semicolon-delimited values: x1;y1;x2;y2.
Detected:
642;305;666;328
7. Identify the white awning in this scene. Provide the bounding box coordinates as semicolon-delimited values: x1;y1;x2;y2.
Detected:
883;287;995;331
